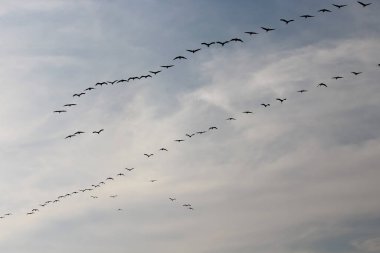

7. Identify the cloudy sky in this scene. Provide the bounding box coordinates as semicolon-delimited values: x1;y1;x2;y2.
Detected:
1;0;380;252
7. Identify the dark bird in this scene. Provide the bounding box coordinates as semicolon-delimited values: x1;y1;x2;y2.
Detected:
298;89;308;93
99;181;105;184
125;168;135;171
187;48;201;53
182;204;191;207
117;173;125;176
65;134;75;139
357;1;372;7
106;177;114;180
73;92;85;97
110;195;118;198
186;133;195;138
300;15;314;19
64;103;76;107
216;41;230;46
280;19;294;24
230;38;243;43
117;79;127;83
332;76;343;80
31;209;39;212
319;9;332;12
149;70;161;75
173;56;187;60
169;198;176;201
174;139;185;142
317;83;328;87
226;117;236;120
189;207;194;210
201;42;215;47
161;65;174;69
150;180;157;183
107;80;118;85
72;191;78;194
242;111;253;114
53;200;59;203
261;27;275;32
352;72;362;75
4;213;12;216
95;82;107;86
144;153;154;157
209;126;218;130
197;131;206;134
85;87;95;91
159;148;168;151
245;31;258;35
92;129;104;134
26;212;34;215
276;98;287;103
332;4;347;8
74;131;84;135
54;110;66;113
140;75;152;79
261;103;270;107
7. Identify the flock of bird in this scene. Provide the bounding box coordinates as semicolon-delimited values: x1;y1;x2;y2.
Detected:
1;1;377;222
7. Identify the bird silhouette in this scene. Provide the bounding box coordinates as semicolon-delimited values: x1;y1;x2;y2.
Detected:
319;9;332;12
280;19;294;24
226;117;236;120
117;79;127;83
106;177;114;180
357;1;372;7
65;134;75;139
300;15;314;19
73;92;85;97
149;70;161;75
92;129;104;134
95;82;107;86
201;42;215;47
161;65;174;69
107;80;118;85
276;98;287;103
169;198;176;201
245;31;258;35
159;148;168;151
317;83;328;87
64;103;76;107
125;168;135;171
26;212;34;215
298;89;308;93
230;38;243;43
174;139;185;142
54;110;66;113
144;153;154;157
332;4;347;8
351;72;362;75
261;27;275;32
173;56;187;60
186;133;195;138
110;195;118;198
209;126;218;130
217;41;230;46
74;131;84;135
117;173;125;176
261;104;270;107
187;48;201;53
197;131;206;134
85;87;95;91
242;111;253;114
332;76;343;80
150;180;157;182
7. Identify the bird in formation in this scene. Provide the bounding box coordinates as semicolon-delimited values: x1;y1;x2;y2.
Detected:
280;19;294;24
92;129;104;134
357;1;372;7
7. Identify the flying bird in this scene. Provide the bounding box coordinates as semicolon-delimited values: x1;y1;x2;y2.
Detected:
92;129;104;134
150;180;157;182
197;131;206;134
110;195;118;198
216;41;229;46
357;1;372;7
26;212;34;215
161;65;174;69
298;89;308;93
226;117;236;120
332;76;343;80
144;153;154;157
351;72;362;75
169;198;176;201
173;56;187;60
187;48;201;53
174;139;185;142
73;92;85;97
95;82;107;86
186;133;195;138
159;148;168;151
317;83;328;87
106;177;114;180
280;19;294;24
54;110;66;113
245;31;258;35
261;103;270;107
125;168;135;171
230;38;243;43
332;4;347;8
300;15;314;19
149;70;161;75
319;9;332;12
261;27;275;32
65;134;75;139
117;173;125;176
64;103;76;107
201;42;215;47
107;80;118;85
209;126;218;130
276;98;287;103
74;131;84;135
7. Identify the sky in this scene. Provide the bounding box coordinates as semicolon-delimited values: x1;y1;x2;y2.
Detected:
0;0;380;252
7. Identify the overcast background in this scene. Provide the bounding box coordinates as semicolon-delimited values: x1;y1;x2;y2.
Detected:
1;1;380;253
